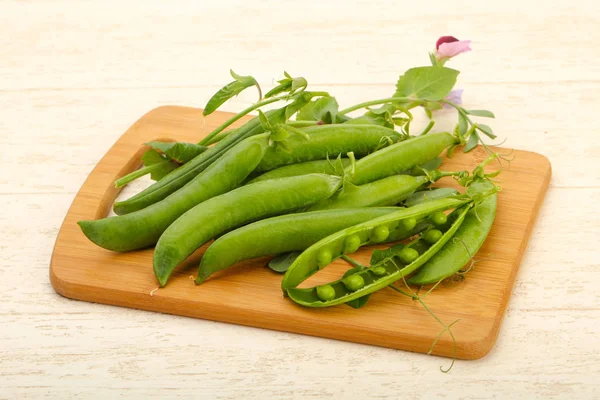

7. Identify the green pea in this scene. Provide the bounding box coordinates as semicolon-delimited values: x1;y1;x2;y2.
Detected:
423;229;443;244
401;217;417;231
316;284;336;301
398;247;419;264
316;249;333;267
343;235;361;254
371;225;390;243
371;266;387;276
430;211;447;226
343;274;365;291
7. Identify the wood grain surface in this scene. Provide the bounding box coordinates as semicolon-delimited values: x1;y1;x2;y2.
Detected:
50;106;551;360
2;0;599;399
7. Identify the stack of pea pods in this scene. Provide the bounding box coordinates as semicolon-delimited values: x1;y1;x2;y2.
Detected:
79;82;499;309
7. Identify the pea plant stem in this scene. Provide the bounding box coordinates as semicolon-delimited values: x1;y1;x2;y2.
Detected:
198;97;281;146
198;92;330;146
114;162;168;188
338;96;415;115
341;254;365;269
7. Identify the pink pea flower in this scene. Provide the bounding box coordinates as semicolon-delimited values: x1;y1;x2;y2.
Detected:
443;89;463;108
436;36;471;60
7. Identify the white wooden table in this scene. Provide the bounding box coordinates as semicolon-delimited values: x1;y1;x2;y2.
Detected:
2;1;599;398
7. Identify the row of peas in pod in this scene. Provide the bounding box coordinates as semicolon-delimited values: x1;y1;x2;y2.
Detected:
78;65;500;309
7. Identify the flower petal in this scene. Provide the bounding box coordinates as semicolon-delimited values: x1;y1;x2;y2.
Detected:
437;40;472;58
444;89;463;108
436;36;459;50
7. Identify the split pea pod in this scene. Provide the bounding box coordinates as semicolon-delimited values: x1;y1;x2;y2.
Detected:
408;179;497;285
113;107;287;215
247;158;350;184
307;175;429;211
154;173;342;286
196;207;402;284
77;134;270;252
285;205;471;307
253;124;400;173
349;131;458;185
281;197;471;290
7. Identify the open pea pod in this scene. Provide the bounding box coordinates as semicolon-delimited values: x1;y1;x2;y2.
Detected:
281;196;471;291
285;204;471;307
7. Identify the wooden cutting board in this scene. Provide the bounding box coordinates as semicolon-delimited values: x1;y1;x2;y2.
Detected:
50;106;551;360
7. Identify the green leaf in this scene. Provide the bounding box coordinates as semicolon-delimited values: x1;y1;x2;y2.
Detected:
342;266;371;309
458;113;468;136
268;252;301;273
284;91;314;119
203;70;261;116
476;124;496;139
466;109;495;118
257;110;272;131
418;157;444;171
429;52;438;66
141;148;167;166
264;72;307;98
464;131;480;152
296;97;340;124
264;80;291;98
291;77;308;92
145;141;208;164
394;66;459;101
446;144;457;158
424;107;433;120
270;126;290;142
282;124;310;141
140;150;178;181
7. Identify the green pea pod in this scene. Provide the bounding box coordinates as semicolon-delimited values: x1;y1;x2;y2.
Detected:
113;107;289;215
196;207;402;284
78;134;270;252
307;175;429;211
403;188;460;207
407;180;497;285
281;197;471;290
155;173;342;287
349;131;457;185
286;205;471;307
247;158;351;184
254;124;400;173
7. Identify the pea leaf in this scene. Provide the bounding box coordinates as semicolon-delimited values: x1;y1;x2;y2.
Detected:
418;157;443;171
457;113;468;137
476;124;496;139
342;266;371;309
265;71;308;98
284;91;315;119
394;66;459;101
466;109;495;118
296;97;340;124
268;252;301;273
464;131;480;152
203;70;262;116
145;141;208;164
140;150;178;181
258;110;273;132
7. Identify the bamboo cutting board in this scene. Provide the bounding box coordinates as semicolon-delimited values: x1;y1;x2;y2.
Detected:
50;106;551;360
